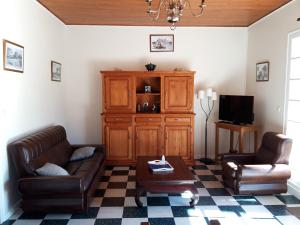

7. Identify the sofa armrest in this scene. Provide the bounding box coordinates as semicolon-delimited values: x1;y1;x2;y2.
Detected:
19;176;83;195
237;164;291;182
222;153;256;164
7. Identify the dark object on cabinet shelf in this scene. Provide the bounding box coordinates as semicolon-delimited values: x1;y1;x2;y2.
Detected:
222;132;292;195
145;63;156;71
9;125;106;213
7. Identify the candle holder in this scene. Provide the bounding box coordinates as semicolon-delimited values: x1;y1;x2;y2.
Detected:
199;89;217;164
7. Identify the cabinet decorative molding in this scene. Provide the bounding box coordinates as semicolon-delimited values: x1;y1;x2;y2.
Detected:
101;71;195;165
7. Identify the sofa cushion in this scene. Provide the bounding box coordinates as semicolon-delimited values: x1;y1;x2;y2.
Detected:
36;163;69;176
72;149;105;191
70;147;95;161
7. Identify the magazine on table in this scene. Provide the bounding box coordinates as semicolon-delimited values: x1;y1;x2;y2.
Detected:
147;156;174;172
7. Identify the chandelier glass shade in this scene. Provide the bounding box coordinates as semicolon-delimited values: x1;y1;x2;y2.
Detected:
146;0;206;30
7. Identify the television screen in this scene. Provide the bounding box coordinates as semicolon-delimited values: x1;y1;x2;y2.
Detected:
219;95;254;124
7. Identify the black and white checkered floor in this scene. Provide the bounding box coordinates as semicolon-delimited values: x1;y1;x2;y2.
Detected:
3;161;300;225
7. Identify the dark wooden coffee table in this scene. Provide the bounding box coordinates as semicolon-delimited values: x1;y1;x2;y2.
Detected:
135;156;199;207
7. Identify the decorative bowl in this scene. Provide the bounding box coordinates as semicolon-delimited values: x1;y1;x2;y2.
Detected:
145;63;156;71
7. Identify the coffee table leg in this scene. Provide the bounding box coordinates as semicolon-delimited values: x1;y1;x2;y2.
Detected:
135;188;143;207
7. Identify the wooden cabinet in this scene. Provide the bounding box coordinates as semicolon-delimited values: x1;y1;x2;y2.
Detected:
105;124;133;160
164;76;193;112
104;75;134;112
101;71;195;165
165;126;192;160
135;125;162;157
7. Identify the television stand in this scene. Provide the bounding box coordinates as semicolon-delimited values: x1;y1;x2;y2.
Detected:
214;122;260;162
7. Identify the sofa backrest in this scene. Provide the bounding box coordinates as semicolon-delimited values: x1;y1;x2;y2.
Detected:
9;125;73;177
255;132;293;165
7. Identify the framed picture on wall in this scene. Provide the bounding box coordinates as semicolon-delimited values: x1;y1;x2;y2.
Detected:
3;39;24;73
256;61;269;82
150;34;174;52
51;61;62;82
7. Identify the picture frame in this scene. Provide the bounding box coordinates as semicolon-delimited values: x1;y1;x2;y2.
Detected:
51;61;62;82
150;34;174;52
256;61;269;82
3;39;24;73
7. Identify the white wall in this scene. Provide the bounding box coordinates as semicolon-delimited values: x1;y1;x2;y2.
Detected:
63;26;248;159
0;0;66;222
246;0;300;196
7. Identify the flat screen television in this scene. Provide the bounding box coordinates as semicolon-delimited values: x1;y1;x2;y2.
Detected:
219;95;254;124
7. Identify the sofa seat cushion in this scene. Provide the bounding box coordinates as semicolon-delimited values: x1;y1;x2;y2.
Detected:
70;150;105;191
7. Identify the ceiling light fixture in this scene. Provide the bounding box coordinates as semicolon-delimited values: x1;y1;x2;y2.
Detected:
145;0;206;30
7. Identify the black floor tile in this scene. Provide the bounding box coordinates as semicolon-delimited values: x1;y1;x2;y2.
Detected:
101;197;125;206
194;181;204;188
126;189;136;197
128;176;136;181
95;218;122;225
233;196;261;205
71;207;99;219
1;220;15;225
276;195;300;205
112;170;129;176
122;207;148;218
19;212;46;219
197;196;216;206
218;206;245;217
207;188;231;196
107;182;127;189
198;175;218;181
100;176;110;182
211;170;223;175
105;166;114;170
265;205;291;216
149;218;175;225
171;206;194;217
192;165;208;170
147;197;170;206
95;189;106;197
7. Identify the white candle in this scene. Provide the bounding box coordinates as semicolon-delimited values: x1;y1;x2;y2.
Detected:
206;88;213;97
199;90;205;99
212;92;217;101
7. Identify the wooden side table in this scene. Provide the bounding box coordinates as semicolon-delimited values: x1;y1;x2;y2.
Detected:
215;122;259;161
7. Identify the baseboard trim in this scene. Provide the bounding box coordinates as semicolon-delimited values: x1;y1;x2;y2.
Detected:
1;200;21;224
288;180;300;199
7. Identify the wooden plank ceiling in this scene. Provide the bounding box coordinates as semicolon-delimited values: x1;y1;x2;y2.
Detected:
37;0;291;27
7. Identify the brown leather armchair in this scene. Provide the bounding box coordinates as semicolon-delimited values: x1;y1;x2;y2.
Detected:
222;132;292;195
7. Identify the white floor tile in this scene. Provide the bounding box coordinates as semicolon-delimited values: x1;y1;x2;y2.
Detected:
255;196;285;205
197;188;210;196
67;219;96;225
121;218;148;225
202;181;224;188
126;182;136;189
276;215;300;225
113;166;130;171
169;196;191;206
109;176;128;182
129;170;136;176
194;170;213;175
13;220;42;225
104;189;126;197
212;196;239;206
175;217;207;225
147;206;173;218
196;206;224;218
97;207;123;218
124;197;147;207
98;182;108;189
44;213;72;219
241;205;274;218
89;197;103;207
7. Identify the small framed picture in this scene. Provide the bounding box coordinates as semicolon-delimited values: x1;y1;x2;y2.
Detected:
150;34;174;52
51;61;62;82
256;61;269;82
3;39;24;73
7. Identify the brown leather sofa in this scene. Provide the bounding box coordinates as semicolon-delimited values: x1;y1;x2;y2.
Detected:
222;132;292;195
9;125;105;213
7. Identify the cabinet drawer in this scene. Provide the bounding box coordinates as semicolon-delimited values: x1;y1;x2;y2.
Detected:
135;117;162;123
165;117;191;123
105;117;132;123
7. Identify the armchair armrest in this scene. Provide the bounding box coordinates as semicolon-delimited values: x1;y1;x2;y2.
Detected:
221;153;256;164
19;176;83;195
237;164;291;182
